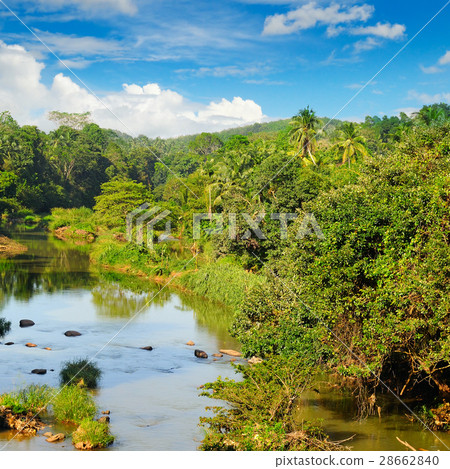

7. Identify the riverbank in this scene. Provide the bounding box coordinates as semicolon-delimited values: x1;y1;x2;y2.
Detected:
0;235;27;257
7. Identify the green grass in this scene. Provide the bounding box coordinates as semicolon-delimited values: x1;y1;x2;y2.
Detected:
52;386;97;424
49;207;97;232
0;385;54;414
0;317;11;337
72;419;115;449
180;260;266;309
60;358;102;389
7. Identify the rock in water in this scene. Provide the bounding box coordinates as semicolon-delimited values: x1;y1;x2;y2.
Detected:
141;346;153;351
64;330;81;337
31;369;47;375
186;340;195;346
25;343;37;347
194;349;208;359
19;319;35;328
46;433;65;443
219;349;242;357
98;416;110;424
212;353;223;358
5;342;14;346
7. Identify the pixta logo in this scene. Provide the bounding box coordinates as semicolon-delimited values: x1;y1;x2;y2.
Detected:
193;212;324;240
126;205;324;248
126;204;173;249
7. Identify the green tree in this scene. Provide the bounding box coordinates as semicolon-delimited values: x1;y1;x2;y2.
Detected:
289;106;319;165
334;122;369;165
94;177;151;228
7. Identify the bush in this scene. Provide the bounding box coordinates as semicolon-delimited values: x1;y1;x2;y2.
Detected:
72;419;115;449
0;385;54;414
199;356;340;451
60;358;102;389
0;318;11;337
52;386;96;424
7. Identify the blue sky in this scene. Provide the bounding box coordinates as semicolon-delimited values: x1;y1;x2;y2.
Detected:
0;0;449;137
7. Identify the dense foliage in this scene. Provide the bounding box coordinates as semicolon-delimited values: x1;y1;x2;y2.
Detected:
2;102;450;447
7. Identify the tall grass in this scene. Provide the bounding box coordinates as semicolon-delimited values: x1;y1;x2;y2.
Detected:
52;386;96;424
180;260;266;309
72;419;115;449
60;358;102;389
49;207;97;232
0;317;11;337
0;385;54;414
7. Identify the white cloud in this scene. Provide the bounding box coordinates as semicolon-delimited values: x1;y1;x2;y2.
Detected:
395;107;420;116
420;65;442;74
407;89;450;104
350;22;405;39
33;30;125;57
34;0;137;15
353;37;380;53
0;41;264;138
438;51;450;65
262;2;374;35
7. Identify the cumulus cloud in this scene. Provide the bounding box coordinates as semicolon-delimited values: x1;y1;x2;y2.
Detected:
438;51;450;65
263;2;374;35
420;65;442;74
0;41;264;137
407;89;450;104
350;22;405;39
353;37;380;53
420;51;450;75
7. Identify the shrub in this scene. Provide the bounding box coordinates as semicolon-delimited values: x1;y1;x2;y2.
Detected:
0;318;11;337
72;419;115;449
0;385;54;414
60;358;102;389
199;355;340;451
52;386;96;424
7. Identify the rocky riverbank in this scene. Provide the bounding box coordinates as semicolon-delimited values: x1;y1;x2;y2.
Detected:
0;235;27;257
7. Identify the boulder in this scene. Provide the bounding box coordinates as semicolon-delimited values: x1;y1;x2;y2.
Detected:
102;410;111;415
186;340;195;346
248;356;263;365
25;343;37;347
219;349;242;357
64;330;81;337
98;416;110;424
46;433;65;443
194;349;208;359
5;342;14;346
141;346;153;351
19;319;35;328
31;369;47;375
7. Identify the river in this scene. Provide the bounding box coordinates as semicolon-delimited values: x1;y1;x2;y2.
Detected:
1;231;449;451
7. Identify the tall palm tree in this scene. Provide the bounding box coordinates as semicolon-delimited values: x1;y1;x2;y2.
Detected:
416;106;446;127
334;122;369;166
289;106;319;165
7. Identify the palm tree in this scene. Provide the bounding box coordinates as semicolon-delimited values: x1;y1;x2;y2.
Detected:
415;106;446;127
289;106;319;165
334;122;369;166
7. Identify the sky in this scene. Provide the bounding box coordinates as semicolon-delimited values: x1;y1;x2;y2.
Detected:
0;0;449;137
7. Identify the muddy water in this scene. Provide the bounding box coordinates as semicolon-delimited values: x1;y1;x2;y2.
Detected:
1;231;450;451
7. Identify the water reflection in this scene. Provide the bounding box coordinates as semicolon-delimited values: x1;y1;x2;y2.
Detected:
91;272;171;318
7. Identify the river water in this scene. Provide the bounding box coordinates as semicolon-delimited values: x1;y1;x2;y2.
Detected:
1;231;449;451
